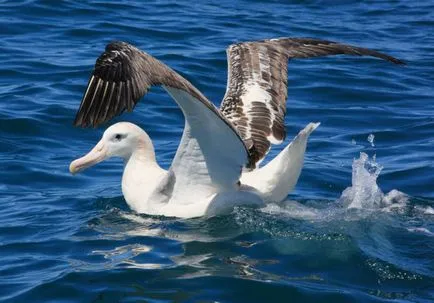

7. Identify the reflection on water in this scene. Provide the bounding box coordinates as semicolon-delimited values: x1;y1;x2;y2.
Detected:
92;244;152;261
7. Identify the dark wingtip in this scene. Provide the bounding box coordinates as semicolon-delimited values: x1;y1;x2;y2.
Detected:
72;119;88;128
73;115;83;128
393;58;406;65
385;55;406;65
72;119;103;128
73;113;93;128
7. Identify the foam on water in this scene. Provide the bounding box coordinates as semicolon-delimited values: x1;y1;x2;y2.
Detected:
422;206;434;215
407;227;434;236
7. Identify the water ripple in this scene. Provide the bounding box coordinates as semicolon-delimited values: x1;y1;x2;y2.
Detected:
0;0;433;302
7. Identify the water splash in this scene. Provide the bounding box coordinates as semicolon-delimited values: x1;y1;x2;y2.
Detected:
340;152;383;209
367;134;375;147
339;152;408;209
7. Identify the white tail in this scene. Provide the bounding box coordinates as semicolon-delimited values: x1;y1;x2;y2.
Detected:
240;122;320;202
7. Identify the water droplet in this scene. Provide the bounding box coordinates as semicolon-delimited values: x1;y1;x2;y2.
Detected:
367;134;375;147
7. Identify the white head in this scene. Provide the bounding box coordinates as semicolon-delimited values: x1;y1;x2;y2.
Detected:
69;122;154;174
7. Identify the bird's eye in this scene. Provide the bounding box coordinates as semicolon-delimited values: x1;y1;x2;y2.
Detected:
115;134;122;141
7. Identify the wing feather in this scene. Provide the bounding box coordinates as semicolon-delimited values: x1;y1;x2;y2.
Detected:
220;37;404;164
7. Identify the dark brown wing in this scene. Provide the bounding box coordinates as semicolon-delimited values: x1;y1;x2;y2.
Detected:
74;41;209;127
220;37;404;164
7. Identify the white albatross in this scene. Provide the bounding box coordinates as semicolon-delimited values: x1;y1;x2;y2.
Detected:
69;37;404;218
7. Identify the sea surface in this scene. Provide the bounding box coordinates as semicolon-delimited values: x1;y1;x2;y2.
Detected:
1;0;433;302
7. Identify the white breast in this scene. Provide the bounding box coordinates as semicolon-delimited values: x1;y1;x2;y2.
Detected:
121;154;167;214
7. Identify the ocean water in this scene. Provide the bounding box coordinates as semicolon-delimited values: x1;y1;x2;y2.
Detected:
1;0;433;302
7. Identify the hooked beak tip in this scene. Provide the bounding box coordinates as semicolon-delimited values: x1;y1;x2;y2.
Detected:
69;162;78;175
69;141;107;175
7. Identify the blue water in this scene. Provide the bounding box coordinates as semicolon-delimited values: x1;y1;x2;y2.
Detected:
1;0;433;302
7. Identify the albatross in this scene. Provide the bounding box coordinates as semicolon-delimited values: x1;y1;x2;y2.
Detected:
69;37;404;218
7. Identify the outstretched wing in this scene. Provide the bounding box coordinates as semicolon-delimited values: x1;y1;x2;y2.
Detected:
220;37;404;164
74;41;212;128
74;42;250;201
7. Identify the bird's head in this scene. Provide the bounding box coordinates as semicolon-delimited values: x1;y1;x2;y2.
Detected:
69;122;152;174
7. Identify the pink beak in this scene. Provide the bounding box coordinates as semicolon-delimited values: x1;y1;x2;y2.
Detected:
69;140;108;175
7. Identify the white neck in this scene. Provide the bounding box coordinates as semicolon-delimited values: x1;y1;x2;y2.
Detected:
121;137;166;213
